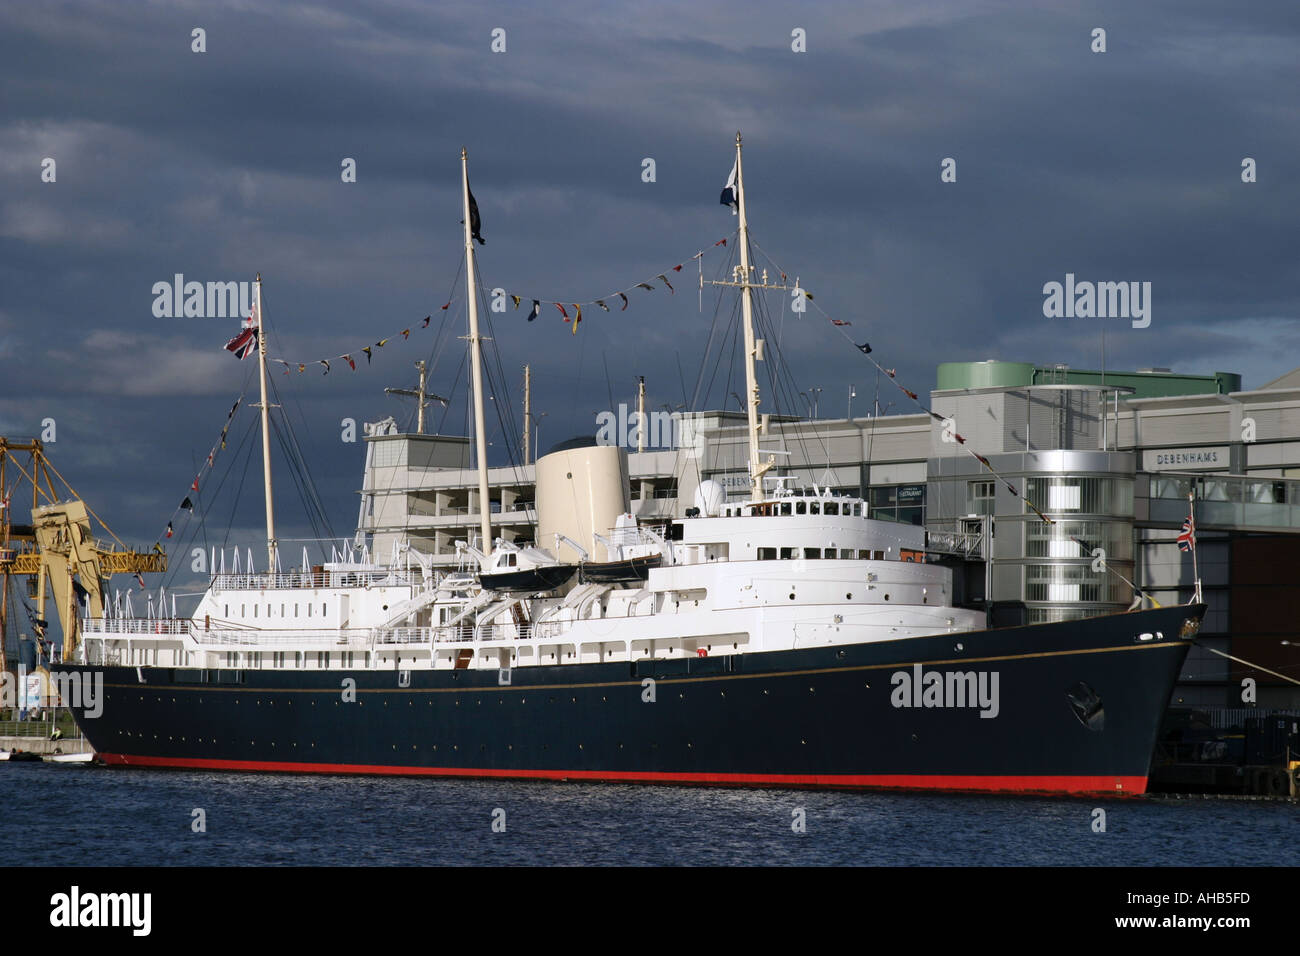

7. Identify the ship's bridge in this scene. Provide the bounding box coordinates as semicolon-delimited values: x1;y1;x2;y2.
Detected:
670;478;927;566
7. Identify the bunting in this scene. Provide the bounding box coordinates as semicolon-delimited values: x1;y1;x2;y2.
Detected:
490;238;730;329
271;311;449;375
145;397;245;581
796;277;1060;530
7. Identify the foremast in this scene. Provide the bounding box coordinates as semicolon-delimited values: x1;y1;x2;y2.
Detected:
254;273;278;572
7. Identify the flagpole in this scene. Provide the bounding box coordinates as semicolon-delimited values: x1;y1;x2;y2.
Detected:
1188;490;1201;604
255;273;277;574
462;148;493;555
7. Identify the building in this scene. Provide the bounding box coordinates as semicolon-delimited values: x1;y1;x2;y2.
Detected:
355;360;1300;710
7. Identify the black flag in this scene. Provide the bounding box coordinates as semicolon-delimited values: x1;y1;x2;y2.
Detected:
857;342;872;354
526;300;540;321
180;496;194;511
465;183;485;245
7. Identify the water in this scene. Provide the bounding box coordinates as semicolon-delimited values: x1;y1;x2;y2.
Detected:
4;763;1296;866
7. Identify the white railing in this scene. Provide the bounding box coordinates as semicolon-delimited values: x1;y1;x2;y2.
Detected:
209;569;421;591
82;618;190;635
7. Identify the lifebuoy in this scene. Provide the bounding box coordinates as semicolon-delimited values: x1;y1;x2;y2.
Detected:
696;648;708;657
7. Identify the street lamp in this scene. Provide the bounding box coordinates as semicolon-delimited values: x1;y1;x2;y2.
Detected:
810;386;823;419
847;385;856;421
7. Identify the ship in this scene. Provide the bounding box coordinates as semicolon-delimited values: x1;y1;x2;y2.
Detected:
50;137;1204;796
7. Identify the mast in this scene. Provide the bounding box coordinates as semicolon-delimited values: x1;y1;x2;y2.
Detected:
416;361;428;435
254;273;277;573
636;375;646;454
735;133;766;502
703;133;785;501
522;364;531;465
462;148;493;553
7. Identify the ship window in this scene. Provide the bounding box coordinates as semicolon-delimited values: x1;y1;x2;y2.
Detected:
280;604;285;616
810;502;821;515
874;550;885;560
224;605;229;617
853;504;862;516
253;605;257;618
796;502;806;515
322;603;327;616
240;604;246;616
781;502;792;515
307;604;312;618
825;502;839;515
757;547;777;560
858;549;871;559
804;548;821;559
780;547;796;559
295;604;299;615
267;604;271;617
504;553;517;567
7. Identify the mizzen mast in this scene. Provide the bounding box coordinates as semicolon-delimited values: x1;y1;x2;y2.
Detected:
462;148;493;553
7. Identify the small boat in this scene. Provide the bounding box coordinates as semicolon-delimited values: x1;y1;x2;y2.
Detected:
42;751;94;764
2;750;41;762
471;541;577;593
580;553;662;584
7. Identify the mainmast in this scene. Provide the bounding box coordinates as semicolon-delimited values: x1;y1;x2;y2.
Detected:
254;273;277;573
462;148;493;553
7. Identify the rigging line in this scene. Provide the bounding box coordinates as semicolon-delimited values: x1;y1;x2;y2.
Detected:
748;238;1056;525
689;244;739;412
161;412;260;589
220;416;262;555
268;415;328;544
266;373;334;540
1194;642;1300;686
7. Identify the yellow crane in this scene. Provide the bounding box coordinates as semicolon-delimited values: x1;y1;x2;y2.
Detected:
0;439;165;662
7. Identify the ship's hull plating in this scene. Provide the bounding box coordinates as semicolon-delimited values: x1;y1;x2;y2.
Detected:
53;604;1202;795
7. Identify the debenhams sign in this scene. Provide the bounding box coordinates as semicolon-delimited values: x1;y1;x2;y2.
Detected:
1143;445;1229;471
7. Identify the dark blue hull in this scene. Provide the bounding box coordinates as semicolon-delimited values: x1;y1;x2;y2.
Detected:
53;604;1202;795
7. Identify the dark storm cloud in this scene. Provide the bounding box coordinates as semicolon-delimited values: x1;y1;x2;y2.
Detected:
0;0;1296;563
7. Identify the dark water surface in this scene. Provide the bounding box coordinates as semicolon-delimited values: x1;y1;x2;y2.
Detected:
3;764;1296;866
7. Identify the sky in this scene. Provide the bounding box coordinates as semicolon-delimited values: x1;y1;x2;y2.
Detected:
1;0;1298;600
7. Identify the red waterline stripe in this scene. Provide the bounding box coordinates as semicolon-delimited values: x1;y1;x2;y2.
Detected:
96;754;1147;794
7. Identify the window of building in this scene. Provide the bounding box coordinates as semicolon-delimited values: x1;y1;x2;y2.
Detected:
968;480;996;516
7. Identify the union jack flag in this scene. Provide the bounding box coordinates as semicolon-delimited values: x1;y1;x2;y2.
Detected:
1177;516;1196;552
225;327;257;360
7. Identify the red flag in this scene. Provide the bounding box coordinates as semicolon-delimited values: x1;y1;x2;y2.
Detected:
345;355;356;370
191;478;199;492
555;303;568;320
165;522;173;539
